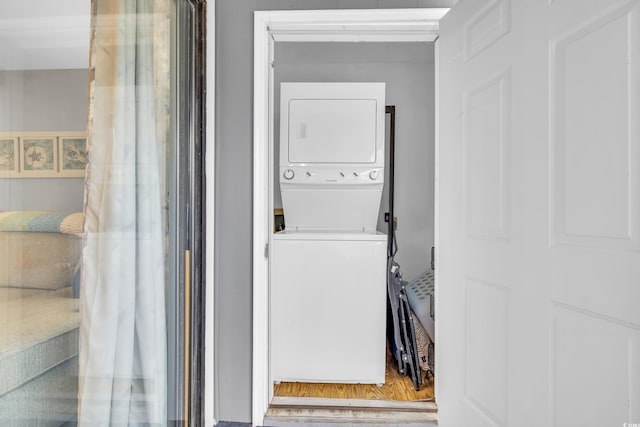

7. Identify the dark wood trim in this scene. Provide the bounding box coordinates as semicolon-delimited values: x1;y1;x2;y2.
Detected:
187;1;207;426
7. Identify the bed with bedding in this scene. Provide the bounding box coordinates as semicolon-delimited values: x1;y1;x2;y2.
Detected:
0;211;83;426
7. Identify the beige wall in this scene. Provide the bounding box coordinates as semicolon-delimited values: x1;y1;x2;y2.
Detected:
0;69;87;211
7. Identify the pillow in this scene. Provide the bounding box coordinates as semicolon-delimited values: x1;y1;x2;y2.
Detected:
0;211;83;235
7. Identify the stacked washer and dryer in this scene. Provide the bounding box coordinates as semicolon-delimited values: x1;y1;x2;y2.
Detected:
271;82;387;385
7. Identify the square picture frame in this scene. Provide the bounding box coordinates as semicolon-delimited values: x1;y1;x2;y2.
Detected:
19;135;58;177
58;133;88;177
0;136;19;177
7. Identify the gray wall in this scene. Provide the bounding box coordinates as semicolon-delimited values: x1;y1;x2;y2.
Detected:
215;1;449;422
0;69;87;211
274;42;435;281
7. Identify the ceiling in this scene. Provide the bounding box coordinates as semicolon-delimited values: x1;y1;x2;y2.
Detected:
0;0;90;70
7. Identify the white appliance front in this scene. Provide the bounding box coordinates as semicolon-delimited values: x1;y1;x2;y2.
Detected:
271;231;387;384
280;82;385;168
279;82;385;231
280;185;383;231
287;98;377;164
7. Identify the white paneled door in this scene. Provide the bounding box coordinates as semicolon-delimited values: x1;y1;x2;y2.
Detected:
438;1;640;427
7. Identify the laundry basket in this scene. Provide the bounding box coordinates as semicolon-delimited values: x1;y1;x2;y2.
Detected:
405;270;435;342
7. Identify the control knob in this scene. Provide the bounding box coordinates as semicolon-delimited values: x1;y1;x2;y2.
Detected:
369;170;379;180
283;169;294;180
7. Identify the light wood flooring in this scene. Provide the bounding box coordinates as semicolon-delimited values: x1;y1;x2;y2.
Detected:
273;345;434;402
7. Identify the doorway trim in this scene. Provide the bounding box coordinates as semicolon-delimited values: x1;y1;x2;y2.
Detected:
252;8;448;426
204;1;215;425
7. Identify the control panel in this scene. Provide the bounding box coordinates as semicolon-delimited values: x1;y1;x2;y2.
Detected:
280;167;383;185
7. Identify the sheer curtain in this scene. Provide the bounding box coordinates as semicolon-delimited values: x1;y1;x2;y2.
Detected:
78;0;171;425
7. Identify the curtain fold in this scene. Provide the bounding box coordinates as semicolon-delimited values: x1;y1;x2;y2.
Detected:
79;1;170;425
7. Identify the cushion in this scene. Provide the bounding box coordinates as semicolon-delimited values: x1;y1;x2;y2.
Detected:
0;232;82;290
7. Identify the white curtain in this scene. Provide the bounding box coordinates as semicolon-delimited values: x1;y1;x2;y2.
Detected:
78;0;170;425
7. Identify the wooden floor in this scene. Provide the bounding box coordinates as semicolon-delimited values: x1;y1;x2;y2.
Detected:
273;346;434;401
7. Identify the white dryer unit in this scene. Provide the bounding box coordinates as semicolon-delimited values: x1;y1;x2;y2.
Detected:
272;82;387;384
279;82;385;231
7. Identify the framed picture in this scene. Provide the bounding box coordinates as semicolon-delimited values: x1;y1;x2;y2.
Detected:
59;134;88;177
20;135;58;177
0;137;19;177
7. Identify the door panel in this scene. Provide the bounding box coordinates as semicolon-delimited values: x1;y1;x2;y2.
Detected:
463;70;511;240
551;304;635;427
550;2;640;250
464;278;509;426
439;1;640;426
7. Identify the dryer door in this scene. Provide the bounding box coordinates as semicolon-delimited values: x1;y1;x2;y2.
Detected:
287;98;377;164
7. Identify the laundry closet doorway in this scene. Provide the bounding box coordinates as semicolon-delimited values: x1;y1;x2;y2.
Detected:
270;42;436;398
252;9;447;426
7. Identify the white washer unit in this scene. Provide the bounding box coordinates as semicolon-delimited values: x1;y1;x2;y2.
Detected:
272;82;387;384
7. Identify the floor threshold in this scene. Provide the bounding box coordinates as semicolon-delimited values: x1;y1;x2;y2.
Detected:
264;396;438;426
